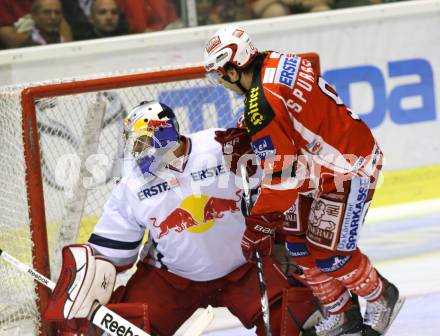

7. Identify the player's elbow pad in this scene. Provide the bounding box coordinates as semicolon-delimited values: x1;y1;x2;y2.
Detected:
44;244;116;321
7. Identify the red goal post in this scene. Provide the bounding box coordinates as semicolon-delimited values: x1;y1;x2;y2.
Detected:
0;52;319;335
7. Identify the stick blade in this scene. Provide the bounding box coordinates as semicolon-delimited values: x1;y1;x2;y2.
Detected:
180;305;214;336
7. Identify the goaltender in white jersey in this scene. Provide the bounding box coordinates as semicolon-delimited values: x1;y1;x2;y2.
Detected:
90;127;247;281
44;101;318;336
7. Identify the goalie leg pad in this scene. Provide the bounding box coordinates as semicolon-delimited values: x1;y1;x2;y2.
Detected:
44;244;116;321
55;318;89;335
280;287;322;336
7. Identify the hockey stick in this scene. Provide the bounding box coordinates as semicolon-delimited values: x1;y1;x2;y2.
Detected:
0;248;150;336
240;165;272;336
182;305;214;336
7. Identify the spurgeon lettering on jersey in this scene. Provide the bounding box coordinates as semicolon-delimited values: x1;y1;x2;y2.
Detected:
244;52;382;214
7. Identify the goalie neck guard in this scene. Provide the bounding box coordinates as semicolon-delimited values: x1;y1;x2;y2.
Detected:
124;101;180;176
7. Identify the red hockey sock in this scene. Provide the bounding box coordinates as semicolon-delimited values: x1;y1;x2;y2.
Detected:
302;266;352;314
337;254;384;302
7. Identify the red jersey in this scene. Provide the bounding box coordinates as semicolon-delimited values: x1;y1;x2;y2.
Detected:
244;52;382;215
0;0;32;26
116;0;178;32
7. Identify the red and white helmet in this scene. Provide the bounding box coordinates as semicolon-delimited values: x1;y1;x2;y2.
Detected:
204;26;258;76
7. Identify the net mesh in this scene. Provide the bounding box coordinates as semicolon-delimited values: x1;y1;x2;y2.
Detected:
0;87;40;331
0;68;244;333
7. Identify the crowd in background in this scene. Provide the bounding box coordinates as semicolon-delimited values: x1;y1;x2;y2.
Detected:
0;0;407;50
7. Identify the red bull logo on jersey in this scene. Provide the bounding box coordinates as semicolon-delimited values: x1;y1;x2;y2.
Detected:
203;191;241;222
151;208;199;239
150;193;241;239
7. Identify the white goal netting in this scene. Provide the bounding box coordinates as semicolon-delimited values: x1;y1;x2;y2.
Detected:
0;67;244;335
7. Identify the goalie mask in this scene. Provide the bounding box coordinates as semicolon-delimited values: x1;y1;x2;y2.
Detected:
124;101;180;176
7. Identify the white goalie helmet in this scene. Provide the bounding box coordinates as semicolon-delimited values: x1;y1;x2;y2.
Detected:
123;101;180;176
203;25;258;77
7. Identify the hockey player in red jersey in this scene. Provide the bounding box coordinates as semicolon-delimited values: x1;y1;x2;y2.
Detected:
43;101;320;335
204;26;405;336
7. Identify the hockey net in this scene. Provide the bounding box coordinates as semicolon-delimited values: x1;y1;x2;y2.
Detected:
0;54;319;335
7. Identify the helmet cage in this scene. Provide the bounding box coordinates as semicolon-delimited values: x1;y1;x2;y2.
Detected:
123;101;180;176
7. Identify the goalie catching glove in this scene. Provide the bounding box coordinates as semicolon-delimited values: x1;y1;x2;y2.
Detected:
241;213;284;261
214;127;257;177
44;244;116;321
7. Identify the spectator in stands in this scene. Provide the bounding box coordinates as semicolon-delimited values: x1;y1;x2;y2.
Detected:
208;0;253;24
247;0;291;18
61;0;128;41
332;0;400;9
82;0;129;39
284;0;332;13
60;0;93;40
195;0;213;26
0;0;72;49
116;0;184;33
0;0;33;48
28;0;73;46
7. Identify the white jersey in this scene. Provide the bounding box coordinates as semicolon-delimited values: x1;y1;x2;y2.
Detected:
89;129;247;281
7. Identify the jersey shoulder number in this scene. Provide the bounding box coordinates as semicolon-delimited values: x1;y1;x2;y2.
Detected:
318;76;361;121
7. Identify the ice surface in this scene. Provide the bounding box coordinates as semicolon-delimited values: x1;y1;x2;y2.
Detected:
358;209;440;336
205;203;440;335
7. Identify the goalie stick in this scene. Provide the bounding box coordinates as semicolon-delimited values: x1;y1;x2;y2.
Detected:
0;248;213;336
240;165;272;336
182;305;214;336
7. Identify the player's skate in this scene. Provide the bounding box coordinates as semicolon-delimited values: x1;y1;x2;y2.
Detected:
302;296;363;336
362;278;405;335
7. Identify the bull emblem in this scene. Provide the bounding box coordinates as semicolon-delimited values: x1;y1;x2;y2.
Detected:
151;208;199;239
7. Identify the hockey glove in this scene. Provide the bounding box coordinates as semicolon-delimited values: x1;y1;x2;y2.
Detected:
44;244;116;321
241;213;284;261
214;128;257;177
